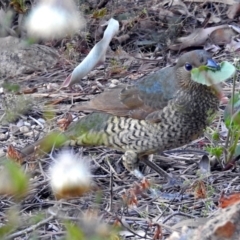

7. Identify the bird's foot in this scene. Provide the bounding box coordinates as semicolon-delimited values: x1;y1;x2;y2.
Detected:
122;151;140;173
122;151;182;188
122;151;147;179
122;151;172;180
140;155;183;188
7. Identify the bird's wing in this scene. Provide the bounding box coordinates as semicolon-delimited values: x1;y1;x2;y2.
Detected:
71;85;149;117
72;66;178;120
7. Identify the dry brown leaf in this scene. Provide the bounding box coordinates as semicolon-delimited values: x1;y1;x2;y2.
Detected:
121;189;138;207
57;113;73;131
113;219;122;228
169;25;232;50
193;180;207;199
219;193;240;208
140;178;151;190
22;87;38;94
214;221;236;238
48;98;67;105
210;27;236;45
6;145;24;164
152;223;163;240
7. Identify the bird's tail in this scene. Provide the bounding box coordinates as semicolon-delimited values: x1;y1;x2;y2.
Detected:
16;113;113;158
64;112;112;147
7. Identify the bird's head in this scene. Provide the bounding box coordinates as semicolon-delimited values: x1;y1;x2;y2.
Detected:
175;50;220;90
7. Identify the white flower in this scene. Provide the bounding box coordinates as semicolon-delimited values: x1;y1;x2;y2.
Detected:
49;150;92;199
25;0;85;39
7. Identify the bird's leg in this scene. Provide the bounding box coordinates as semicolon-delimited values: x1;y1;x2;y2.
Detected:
122;151;172;181
139;155;172;180
122;151;183;200
142;155;183;187
122;151;144;179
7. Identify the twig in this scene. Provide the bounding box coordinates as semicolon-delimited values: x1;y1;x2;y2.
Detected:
5;215;55;239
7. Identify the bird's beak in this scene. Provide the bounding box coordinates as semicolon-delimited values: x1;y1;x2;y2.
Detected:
207;59;220;70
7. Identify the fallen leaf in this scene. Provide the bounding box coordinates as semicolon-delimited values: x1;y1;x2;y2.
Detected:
22;87;38;94
121;189;138;207
61;18;119;87
7;145;24;164
215;222;236;238
170;25;235;50
152;223;162;240
140;178;151;190
219;193;240;208
193;180;207;199
57;113;73;131
210;27;236;45
227;3;240;19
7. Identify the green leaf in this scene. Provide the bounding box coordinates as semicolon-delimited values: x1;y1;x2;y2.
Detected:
64;222;85;240
191;61;236;86
234;144;240;157
206;146;223;159
3;161;29;199
2;82;20;92
0;207;19;237
224;93;240;127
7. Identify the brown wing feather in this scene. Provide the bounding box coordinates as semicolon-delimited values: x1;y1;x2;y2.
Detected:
72;85;157;119
72;50;212;121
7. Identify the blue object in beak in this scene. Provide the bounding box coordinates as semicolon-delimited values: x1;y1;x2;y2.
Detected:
207;59;220;70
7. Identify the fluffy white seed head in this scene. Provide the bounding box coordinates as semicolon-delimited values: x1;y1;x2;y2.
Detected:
25;0;85;39
49;150;92;199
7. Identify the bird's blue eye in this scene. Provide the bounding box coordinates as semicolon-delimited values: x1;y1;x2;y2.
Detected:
185;63;192;71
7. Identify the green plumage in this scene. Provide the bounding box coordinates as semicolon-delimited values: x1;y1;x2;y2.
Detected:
66;113;110;146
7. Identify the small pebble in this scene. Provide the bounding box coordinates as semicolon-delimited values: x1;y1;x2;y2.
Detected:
9;125;20;134
111;79;119;84
16;119;24;127
109;83;117;88
37;118;46;124
0;148;5;156
47;83;59;89
0;133;7;141
20;126;30;133
0;127;8;133
24;130;39;137
23;121;31;126
35;125;43;130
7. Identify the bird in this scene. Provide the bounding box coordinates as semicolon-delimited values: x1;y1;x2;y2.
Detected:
12;50;221;180
72;50;219;120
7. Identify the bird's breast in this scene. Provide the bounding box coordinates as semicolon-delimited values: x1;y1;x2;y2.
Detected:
112;88;219;153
